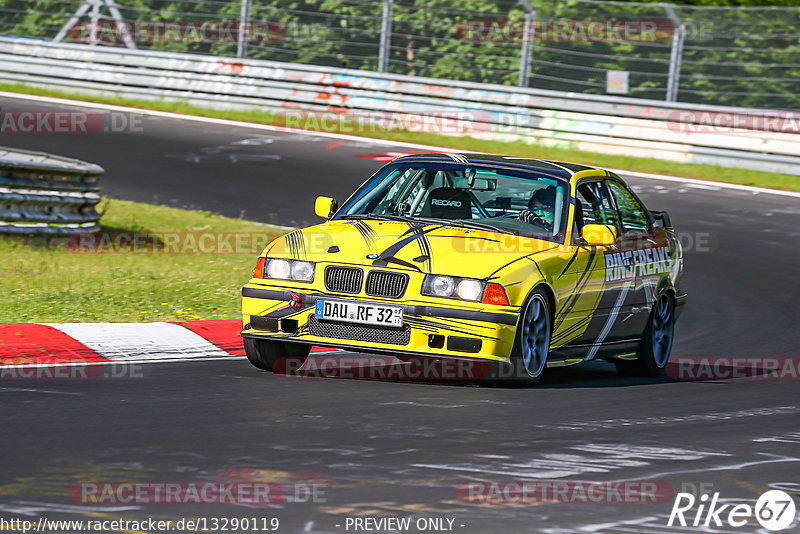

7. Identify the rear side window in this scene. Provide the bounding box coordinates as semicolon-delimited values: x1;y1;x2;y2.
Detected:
607;181;651;232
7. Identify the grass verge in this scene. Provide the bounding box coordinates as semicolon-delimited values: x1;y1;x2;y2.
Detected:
2;82;798;192
0;198;286;323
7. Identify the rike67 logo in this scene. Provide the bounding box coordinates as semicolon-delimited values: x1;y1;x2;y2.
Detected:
668;490;796;531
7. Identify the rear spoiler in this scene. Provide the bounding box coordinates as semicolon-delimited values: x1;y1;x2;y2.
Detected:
650;210;673;231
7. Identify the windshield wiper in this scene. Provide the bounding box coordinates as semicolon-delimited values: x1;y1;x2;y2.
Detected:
341;214;411;222
342;213;440;225
377;215;508;232
446;220;516;235
341;214;381;220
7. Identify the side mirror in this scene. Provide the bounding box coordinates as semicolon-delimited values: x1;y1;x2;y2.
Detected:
314;196;337;219
582;224;617;246
650;210;673;230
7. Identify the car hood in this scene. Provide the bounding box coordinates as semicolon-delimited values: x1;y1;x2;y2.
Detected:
263;219;560;278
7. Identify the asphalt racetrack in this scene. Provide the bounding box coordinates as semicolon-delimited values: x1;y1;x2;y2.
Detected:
2;95;800;533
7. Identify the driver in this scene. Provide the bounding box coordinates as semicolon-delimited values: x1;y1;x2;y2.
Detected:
519;186;556;231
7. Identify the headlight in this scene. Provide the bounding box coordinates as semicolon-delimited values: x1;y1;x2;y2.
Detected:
266;259;291;279
430;276;455;296
264;258;315;282
422;274;485;302
456;279;483;301
291;261;315;281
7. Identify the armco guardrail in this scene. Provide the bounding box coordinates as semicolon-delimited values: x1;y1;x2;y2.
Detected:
0;146;103;235
1;37;799;176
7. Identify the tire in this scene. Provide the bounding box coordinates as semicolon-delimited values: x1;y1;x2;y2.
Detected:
243;337;311;372
507;289;552;385
616;293;675;377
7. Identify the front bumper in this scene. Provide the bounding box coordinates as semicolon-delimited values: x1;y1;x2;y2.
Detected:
241;284;519;363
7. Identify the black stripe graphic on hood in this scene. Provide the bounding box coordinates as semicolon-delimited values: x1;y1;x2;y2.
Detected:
347;220;377;248
372;223;441;272
406;223;434;273
284;230;306;259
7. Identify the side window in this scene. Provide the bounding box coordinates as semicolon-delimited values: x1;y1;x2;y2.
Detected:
607;181;651;232
576;181;620;230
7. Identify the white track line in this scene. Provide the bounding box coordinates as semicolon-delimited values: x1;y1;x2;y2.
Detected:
43;322;230;360
2;90;798;199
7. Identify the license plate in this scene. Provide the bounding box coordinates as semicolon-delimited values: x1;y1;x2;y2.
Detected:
314;299;403;328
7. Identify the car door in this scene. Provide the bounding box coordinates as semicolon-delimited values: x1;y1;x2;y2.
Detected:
551;179;623;355
606;179;669;323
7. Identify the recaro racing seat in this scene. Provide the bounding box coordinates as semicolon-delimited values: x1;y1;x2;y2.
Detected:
420;187;472;219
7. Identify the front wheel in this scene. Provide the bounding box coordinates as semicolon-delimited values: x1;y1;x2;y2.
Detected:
508;290;552;384
244;337;311;372
616;293;674;377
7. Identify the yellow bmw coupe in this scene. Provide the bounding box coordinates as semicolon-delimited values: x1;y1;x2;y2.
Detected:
241;153;686;383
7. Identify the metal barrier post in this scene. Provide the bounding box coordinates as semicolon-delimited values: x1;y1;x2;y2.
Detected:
518;6;536;88
662;3;685;103
378;0;393;72
237;0;251;59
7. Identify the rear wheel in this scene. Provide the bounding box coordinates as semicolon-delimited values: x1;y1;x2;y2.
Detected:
508;290;551;384
244;337;311;372
616;293;674;377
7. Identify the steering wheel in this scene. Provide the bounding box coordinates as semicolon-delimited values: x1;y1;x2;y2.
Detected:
519;209;553;232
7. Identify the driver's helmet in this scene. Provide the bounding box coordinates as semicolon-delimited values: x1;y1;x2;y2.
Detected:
528;186;557;222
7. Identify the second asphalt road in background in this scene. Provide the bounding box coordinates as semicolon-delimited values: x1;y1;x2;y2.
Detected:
2;94;799;533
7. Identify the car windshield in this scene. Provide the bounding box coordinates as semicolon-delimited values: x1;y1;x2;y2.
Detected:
334;162;571;243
